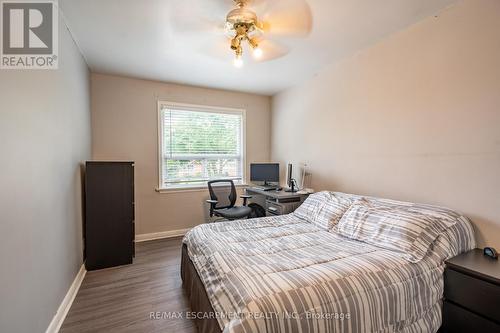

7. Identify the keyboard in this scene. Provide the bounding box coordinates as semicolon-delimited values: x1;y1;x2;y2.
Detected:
252;186;278;191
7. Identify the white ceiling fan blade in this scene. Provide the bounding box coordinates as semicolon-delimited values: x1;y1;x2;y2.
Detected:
200;35;234;62
166;0;231;34
253;0;313;37
254;39;289;62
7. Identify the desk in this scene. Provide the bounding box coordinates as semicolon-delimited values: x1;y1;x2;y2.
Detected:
245;187;309;216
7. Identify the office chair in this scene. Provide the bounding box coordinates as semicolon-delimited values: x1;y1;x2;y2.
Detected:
206;180;252;221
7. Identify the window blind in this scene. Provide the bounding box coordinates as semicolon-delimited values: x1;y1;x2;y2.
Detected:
160;105;243;188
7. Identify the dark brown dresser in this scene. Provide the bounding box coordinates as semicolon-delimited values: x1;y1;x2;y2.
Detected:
85;161;135;271
442;249;500;332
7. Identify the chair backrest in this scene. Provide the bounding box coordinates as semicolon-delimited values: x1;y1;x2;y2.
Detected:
207;180;237;210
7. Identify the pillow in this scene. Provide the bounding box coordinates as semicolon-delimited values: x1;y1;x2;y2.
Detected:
335;200;456;262
293;191;352;230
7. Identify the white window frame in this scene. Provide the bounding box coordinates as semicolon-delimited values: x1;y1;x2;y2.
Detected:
157;101;247;191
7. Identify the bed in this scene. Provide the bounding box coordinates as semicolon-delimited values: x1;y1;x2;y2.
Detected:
181;192;476;333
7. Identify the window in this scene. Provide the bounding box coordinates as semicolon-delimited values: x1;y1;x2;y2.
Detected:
158;102;245;189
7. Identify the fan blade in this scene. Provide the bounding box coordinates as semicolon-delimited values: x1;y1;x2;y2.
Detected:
200;35;234;62
254;39;289;62
166;0;232;34
253;0;312;37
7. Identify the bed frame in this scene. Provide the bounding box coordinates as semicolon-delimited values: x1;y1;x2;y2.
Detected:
181;244;222;333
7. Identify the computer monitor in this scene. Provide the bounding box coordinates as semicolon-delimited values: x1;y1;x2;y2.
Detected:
250;163;279;185
285;163;297;192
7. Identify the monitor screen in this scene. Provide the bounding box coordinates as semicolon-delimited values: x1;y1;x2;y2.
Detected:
250;163;279;183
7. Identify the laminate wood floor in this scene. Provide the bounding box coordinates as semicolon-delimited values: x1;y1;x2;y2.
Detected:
60;237;197;333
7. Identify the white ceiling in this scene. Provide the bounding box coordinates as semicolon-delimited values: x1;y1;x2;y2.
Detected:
60;0;457;95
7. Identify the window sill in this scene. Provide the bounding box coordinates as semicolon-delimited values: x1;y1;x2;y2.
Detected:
155;184;249;194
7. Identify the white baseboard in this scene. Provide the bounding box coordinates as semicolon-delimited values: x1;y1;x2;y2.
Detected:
46;264;86;333
135;228;191;242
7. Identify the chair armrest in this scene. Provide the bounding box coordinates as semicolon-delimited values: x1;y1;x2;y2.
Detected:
206;199;218;218
240;195;251;206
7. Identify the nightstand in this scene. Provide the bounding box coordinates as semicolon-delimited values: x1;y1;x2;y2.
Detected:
442;249;500;332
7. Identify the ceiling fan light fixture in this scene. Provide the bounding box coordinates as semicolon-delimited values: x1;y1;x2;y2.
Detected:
233;55;243;68
253;47;263;58
248;37;258;49
230;37;240;50
248;37;262;58
234;46;243;68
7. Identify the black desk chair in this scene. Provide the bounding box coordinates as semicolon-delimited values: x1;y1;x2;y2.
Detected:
206;180;252;221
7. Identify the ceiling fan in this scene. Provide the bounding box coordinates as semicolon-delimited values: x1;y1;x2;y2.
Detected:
225;0;265;67
169;0;312;67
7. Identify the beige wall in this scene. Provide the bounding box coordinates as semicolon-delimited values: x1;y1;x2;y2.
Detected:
0;19;91;333
272;0;500;248
91;73;271;234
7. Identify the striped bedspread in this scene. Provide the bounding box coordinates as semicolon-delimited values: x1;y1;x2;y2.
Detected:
183;196;475;333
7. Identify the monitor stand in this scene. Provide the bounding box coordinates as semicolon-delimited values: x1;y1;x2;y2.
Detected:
285;179;298;193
